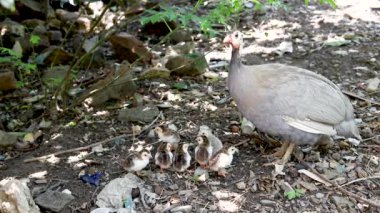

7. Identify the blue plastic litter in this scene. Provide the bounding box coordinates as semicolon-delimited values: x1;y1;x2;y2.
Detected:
79;172;103;186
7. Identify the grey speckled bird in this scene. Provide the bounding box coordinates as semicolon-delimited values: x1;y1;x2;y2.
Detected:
224;31;362;164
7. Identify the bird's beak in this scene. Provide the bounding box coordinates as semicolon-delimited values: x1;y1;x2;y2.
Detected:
223;35;232;46
148;154;152;159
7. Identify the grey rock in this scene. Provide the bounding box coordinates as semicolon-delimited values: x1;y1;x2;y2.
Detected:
315;193;324;199
170;30;192;43
171;205;192;213
324;169;339;180
0;130;18;149
331;196;355;212
305;151;321;162
169;184;179;190
0;179;40;213
165;53;207;77
118;105;160;123
35;190;74;212
236;181;246;190
260;199;276;207
361;127;373;138
366;77;380;92
331;153;341;161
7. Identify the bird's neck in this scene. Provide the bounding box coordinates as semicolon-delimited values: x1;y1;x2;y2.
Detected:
230;48;242;72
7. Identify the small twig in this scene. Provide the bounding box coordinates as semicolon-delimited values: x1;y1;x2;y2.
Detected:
23;134;131;163
233;139;251;147
340;176;380;187
360;135;380;142
297;158;380;208
359;144;380;149
342;90;380;106
24;112;162;163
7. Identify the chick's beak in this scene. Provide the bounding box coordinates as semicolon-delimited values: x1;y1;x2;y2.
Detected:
223;35;232;46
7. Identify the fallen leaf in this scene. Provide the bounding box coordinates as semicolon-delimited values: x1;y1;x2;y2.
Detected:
298;169;332;187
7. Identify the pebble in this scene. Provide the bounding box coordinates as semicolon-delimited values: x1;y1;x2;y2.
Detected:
331;153;341;161
260;199;276;206
361;127;373;138
236;181;246;190
169;184;179;190
208;205;217;211
316;193;324;199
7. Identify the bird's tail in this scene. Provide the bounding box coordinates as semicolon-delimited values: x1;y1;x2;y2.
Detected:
335;120;362;140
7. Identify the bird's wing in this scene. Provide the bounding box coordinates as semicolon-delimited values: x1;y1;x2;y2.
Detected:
251;64;348;134
282;116;337;135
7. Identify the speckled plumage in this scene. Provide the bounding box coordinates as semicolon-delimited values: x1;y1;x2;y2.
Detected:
209;146;238;176
154;126;180;149
194;135;213;167
155;142;173;170
224;31;361;148
197;125;223;155
122;150;152;172
173;143;191;172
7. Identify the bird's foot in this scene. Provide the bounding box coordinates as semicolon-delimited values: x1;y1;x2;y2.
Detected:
263;143;295;166
263;141;289;158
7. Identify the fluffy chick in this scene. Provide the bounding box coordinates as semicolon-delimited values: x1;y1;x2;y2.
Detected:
209;146;239;177
154;125;180;150
155;142;173;172
122;149;152;172
173;143;192;172
198;125;223;155
195;135;213;168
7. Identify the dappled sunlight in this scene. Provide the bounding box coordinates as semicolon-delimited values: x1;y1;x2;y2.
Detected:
211;189;245;212
46;155;60;164
28;171;47;179
67;151;90;164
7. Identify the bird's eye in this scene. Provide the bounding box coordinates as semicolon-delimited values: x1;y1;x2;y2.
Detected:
234;33;239;38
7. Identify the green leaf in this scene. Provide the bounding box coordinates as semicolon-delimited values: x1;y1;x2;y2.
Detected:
16;81;25;88
172;82;189;91
284;189;305;200
30;35;41;46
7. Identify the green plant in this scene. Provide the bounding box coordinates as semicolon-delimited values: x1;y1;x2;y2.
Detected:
140;0;336;37
0;34;41;88
0;47;37;88
284;188;305;200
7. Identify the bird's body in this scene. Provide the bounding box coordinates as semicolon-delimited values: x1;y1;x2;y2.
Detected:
155;126;180;150
173;143;191;172
155;142;173;171
209;146;239;177
198;125;223;155
224;31;361;164
195;135;213;168
122;150;152;172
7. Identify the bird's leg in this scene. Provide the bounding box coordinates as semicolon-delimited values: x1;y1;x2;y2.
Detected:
264;141;289;158
279;142;295;165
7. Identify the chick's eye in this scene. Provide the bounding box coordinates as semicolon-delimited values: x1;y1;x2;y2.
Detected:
234;33;239;38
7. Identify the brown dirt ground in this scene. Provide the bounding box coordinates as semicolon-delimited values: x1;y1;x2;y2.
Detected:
1;1;379;213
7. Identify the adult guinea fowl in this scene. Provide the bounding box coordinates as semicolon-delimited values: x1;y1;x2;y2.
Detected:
223;31;362;164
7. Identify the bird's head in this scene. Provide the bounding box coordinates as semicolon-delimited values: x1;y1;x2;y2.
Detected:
227;146;239;155
140;150;152;160
223;31;243;49
154;126;163;135
196;135;209;145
